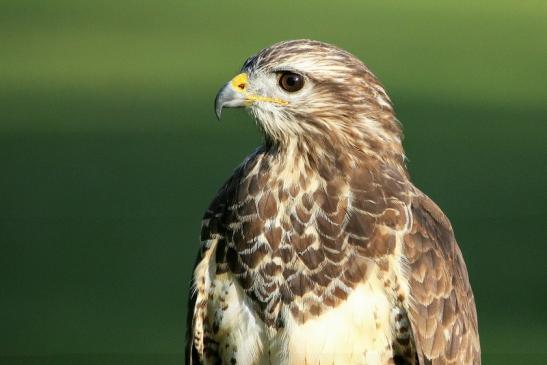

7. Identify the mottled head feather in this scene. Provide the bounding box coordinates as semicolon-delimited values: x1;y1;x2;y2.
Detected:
240;39;403;164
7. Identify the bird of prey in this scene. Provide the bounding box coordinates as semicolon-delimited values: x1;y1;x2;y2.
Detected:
186;39;480;365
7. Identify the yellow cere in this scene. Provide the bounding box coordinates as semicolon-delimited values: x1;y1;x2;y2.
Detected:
230;73;249;91
229;73;289;106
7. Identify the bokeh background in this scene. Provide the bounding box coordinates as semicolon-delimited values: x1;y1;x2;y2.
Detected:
1;1;546;364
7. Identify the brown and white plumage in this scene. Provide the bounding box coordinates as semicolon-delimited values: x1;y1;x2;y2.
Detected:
186;40;480;365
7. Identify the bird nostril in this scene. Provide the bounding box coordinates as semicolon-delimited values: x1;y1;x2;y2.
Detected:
238;83;246;90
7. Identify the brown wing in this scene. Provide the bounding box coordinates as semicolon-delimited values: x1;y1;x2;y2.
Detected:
185;148;263;365
185;251;204;365
404;189;481;365
185;169;239;365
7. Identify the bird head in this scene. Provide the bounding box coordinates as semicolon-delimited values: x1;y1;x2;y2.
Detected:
215;40;403;159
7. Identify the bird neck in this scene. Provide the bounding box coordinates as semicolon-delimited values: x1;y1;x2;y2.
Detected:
262;134;407;185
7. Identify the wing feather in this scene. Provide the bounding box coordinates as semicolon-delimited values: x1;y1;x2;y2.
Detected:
185;164;247;365
405;189;480;365
185;251;203;365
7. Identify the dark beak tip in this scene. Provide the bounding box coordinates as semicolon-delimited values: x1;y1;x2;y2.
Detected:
214;89;224;121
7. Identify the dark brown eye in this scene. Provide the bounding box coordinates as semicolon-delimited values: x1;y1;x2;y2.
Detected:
279;72;304;92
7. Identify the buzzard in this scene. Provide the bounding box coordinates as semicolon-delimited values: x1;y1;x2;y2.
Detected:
186;40;480;365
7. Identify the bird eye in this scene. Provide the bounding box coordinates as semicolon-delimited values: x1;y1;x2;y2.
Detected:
278;72;304;92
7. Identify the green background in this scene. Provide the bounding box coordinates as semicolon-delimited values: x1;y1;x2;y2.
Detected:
1;1;546;363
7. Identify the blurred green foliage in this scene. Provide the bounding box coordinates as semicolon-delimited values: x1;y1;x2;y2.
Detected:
1;1;546;363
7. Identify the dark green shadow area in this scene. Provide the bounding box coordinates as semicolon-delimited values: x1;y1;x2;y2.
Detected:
0;354;183;365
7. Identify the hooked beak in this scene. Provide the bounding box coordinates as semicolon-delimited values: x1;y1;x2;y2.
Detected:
214;73;248;120
214;72;288;120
